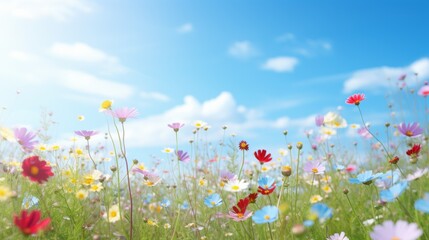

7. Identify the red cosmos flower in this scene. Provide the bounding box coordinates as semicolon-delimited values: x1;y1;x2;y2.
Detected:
254;149;272;164
389;156;400;164
247;192;258;203
257;185;276;195
406;144;421;158
346;93;365;105
22;156;54;184
232;198;250;216
239;140;249;151
14;210;51;235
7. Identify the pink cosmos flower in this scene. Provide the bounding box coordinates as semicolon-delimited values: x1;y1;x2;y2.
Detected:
107;107;138;122
346;93;365;105
168;122;184;132
14;127;38;153
397;122;423;137
303;160;325;175
418;85;429;97
74;130;98;140
176;150;190;163
315;115;324;127
370;220;422;240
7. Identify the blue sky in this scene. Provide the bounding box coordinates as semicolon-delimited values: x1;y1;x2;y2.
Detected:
1;1;429;162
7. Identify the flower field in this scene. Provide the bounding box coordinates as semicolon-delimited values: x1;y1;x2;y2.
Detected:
1;90;429;240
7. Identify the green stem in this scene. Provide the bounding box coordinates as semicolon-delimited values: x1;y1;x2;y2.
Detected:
238;150;245;179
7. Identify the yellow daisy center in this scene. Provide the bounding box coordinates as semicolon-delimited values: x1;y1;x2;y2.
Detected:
231;185;240;191
110;211;117;218
405;130;413;137
312;168;318;173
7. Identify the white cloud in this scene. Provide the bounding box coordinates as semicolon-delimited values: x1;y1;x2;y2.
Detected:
120;92;314;148
177;23;193;33
262;57;299;72
228;41;257;59
343;58;429;93
0;0;93;21
61;70;134;99
140;91;170;102
50;42;126;72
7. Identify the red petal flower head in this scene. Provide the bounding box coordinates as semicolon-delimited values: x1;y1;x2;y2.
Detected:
406;144;421;159
346;93;365;105
14;210;51;235
247;192;258;203
254;149;272;164
22;156;54;184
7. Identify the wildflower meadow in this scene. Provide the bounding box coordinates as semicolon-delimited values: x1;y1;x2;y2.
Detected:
1;84;429;240
2;2;429;240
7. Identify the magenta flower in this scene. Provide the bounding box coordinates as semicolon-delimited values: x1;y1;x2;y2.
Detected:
303;160;325;175
107;107;138;122
370;220;422;240
74;130;98;140
14;128;38;153
176;150;190;163
397;122;423;137
168;122;184;132
315;115;324;127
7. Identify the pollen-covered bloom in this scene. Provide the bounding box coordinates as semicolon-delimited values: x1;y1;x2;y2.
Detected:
107;107;138;123
379;181;408;202
104;204;121;223
252;206;278;224
257;176;276;195
14;210;51;235
14;127;38;153
370;220;422;240
415;193;429;213
303;160;326;175
22;156;54;184
224;179;249;192
176;150;190;163
99;100;113;111
239;140;249;151
346;93;365;105
74;130;99;140
204;193;223;208
168;122;184;132
349;170;382;185
327;232;349;240
397;122;423;137
227;198;253;221
254;149;272;164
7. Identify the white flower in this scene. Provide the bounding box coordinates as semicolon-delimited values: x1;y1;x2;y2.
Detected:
224;179;249;192
104;205;120;223
324;112;347;128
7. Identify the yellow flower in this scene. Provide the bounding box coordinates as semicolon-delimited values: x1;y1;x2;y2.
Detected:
322;185;332;193
194;120;207;129
75;148;84;156
0;185;12;201
75;189;88;200
82;174;94;186
104;204;120;223
207;189;214;194
90;183;104;192
261;165;271;172
136;164;145;171
198;178;207;187
99;100;113;112
63;169;72;177
109;151;115;156
51;145;60;151
37;144;47;151
162;148;174;153
309;195;323;203
77;115;85;121
147;219;158;227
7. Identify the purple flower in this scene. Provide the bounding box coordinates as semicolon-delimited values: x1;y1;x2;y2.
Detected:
107;107;138;123
74;130;98;140
176;150;190;163
397;122;423;137
14;128;38;153
220;170;237;181
398;74;407;81
315;115;324;127
303;160;325;175
370;220;422;240
132;168;162;186
168;122;184;132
